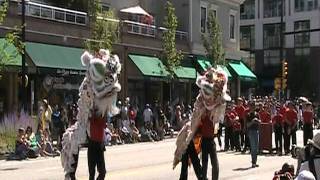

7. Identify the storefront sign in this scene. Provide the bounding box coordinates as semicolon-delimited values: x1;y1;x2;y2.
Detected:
56;69;86;76
43;75;80;91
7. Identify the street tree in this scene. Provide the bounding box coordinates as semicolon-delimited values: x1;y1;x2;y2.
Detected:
201;10;225;66
162;1;183;101
0;0;23;72
84;0;119;53
162;1;183;78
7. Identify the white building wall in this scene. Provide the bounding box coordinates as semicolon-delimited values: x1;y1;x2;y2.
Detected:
191;0;242;58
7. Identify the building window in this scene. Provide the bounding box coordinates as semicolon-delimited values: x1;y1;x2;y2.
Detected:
240;26;255;50
240;0;255;20
101;3;110;12
295;0;318;12
200;6;207;33
212;9;217;17
294;20;310;48
264;50;282;66
263;23;284;49
230;15;235;39
264;0;284;18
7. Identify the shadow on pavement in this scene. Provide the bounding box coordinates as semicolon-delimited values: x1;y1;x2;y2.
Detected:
232;167;252;171
0;167;19;171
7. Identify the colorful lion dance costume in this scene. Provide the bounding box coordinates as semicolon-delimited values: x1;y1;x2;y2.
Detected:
173;67;230;169
61;49;121;179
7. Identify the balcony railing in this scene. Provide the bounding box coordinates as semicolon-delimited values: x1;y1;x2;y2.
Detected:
124;20;156;37
158;27;188;41
20;2;87;25
123;20;188;41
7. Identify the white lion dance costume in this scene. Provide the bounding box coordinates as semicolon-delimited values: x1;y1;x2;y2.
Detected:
173;67;230;169
61;49;121;180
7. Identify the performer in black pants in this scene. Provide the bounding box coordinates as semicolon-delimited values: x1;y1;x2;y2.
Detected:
200;110;219;180
65;153;79;180
201;137;219;180
179;140;203;180
88;111;107;180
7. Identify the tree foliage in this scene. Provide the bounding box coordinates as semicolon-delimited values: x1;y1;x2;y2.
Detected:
0;0;23;72
85;0;119;53
162;1;183;78
202;10;225;66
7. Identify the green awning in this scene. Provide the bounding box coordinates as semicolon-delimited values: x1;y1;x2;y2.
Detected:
26;42;85;70
196;56;232;79
174;66;196;79
228;60;257;81
0;38;22;66
128;54;169;77
196;56;212;71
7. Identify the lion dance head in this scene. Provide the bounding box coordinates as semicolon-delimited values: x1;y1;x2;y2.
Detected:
61;49;121;176
80;49;121;116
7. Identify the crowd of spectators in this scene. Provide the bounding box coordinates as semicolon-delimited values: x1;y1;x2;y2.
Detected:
9;97;193;160
105;97;192;145
9;126;60;160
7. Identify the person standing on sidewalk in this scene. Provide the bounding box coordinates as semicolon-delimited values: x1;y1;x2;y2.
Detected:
224;106;237;151
246;102;261;168
284;102;298;154
40;99;52;132
302;101;314;146
235;98;246;150
272;106;284;155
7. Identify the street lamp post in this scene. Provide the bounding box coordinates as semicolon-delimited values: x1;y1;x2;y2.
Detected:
21;0;26;110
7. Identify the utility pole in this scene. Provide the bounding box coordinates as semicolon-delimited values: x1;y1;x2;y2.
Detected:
21;0;26;110
279;0;284;100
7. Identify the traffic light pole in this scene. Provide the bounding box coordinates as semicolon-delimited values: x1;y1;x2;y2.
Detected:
279;0;284;100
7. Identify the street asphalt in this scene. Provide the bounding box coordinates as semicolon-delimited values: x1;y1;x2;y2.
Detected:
0;130;318;180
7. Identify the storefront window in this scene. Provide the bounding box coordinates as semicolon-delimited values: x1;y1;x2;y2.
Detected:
294;20;310;48
240;0;255;19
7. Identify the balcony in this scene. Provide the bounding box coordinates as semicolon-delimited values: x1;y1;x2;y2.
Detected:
19;1;87;25
124;20;156;37
123;20;188;41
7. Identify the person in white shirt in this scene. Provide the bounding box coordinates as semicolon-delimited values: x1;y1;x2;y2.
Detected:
143;104;153;129
299;133;320;180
